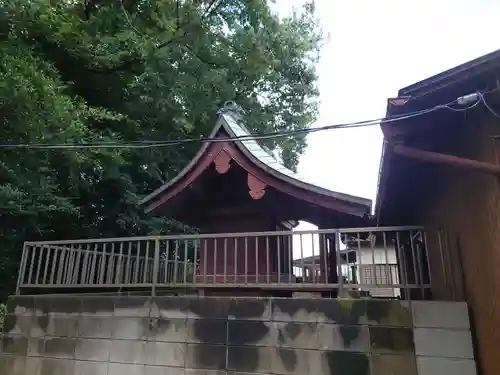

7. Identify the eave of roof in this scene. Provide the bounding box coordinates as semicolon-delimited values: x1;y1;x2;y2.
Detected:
221;113;371;209
375;48;500;223
140;109;372;215
398;48;500;100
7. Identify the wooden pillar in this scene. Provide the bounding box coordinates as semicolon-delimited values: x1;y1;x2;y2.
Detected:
327;235;339;285
319;233;328;283
318;225;339;287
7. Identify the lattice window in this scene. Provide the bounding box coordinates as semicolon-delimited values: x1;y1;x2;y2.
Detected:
360;264;398;285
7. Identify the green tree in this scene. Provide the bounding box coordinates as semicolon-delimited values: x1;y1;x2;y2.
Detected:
0;0;321;298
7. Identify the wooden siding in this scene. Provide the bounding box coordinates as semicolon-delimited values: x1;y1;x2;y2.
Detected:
418;116;500;375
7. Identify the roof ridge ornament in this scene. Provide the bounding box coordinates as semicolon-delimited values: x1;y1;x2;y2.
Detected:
217;100;246;121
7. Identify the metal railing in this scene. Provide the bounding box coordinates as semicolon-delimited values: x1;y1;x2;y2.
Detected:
16;226;451;299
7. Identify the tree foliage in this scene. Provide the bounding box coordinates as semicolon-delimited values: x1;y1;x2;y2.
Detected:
0;0;321;298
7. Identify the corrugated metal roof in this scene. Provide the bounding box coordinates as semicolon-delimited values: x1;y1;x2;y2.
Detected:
219;111;371;209
221;113;305;181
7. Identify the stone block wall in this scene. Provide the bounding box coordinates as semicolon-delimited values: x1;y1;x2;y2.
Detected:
0;295;476;375
412;301;476;375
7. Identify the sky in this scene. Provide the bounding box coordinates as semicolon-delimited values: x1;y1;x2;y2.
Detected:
273;0;500;234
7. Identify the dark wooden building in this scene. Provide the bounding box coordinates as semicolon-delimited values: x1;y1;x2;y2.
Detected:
140;101;372;293
376;49;500;375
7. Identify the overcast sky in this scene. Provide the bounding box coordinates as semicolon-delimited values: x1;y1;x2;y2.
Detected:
273;0;500;233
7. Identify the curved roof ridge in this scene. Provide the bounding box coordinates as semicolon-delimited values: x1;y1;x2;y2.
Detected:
140;105;372;214
220;113;371;208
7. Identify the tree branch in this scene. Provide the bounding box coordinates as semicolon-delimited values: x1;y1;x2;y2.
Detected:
89;0;225;74
176;0;180;30
203;0;219;18
182;44;225;69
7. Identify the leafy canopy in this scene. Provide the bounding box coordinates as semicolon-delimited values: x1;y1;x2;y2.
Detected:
0;0;321;297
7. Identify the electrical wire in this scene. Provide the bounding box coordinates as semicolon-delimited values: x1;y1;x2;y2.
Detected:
0;105;441;150
479;92;500;118
0;90;495;151
444;98;481;112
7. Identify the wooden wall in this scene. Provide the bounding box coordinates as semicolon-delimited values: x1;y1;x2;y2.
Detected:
418;117;500;375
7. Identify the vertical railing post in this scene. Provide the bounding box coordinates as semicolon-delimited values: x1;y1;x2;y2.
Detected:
335;230;343;295
16;243;29;295
152;238;160;296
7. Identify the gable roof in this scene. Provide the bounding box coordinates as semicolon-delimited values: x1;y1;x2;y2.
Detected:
140;102;372;216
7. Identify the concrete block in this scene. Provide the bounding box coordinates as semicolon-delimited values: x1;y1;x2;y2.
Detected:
2;315;23;336
6;296;34;315
369;327;414;354
188;298;231;319
44;337;76;359
25;357;42;375
110;340;145;364
187;319;227;345
144;342;186;367
316;299;369;325
186;343;226;370
151;297;189;319
412;301;470;329
187;370;226;375
228;320;273;347
114;297;151;317
149;318;188;343
35;296;81;316
74;360;109;375
322;350;370;375
147;365;185;375
112;317;149;340
27;338;45;357
417;356;477;375
271;298;319;322
34;315;50;335
39;357;75;375
318;324;369;352
270;348;323;375
29;297;49;317
371;354;417;375
228;345;272;373
45;315;78;338
0;354;26;375
228;298;271;320
365;300;412;327
414;328;474;359
1;336;28;356
75;338;111;362
108;362;145;375
5;313;45;339
274;322;320;350
4;313;41;338
77;316;114;338
81;297;114;316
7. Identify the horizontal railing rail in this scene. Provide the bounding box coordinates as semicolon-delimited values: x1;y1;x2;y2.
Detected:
17;226;453;300
22;226;425;245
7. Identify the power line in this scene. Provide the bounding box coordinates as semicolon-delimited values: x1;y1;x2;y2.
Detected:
0;89;497;151
0;99;475;150
0;106;439;150
479;92;500;118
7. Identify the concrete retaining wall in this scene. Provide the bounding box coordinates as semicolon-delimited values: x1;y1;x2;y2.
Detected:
0;295;476;375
